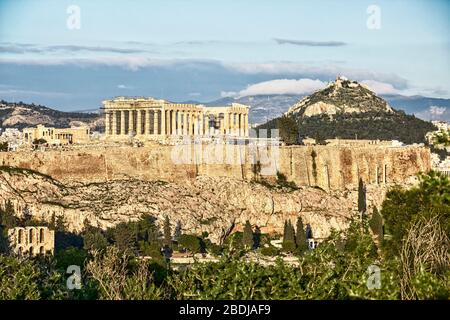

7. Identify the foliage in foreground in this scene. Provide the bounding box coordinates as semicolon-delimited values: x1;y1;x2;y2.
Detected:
0;171;448;300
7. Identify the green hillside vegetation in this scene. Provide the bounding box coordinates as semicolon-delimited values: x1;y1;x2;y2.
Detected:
260;111;435;145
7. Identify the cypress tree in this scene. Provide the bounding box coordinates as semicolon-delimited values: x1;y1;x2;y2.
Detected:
282;220;296;252
295;217;308;253
163;216;172;248
358;178;366;214
173;221;182;241
242;220;254;250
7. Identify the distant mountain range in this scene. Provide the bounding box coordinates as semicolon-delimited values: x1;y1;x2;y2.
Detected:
201;92;450;125
0;100;103;130
1;82;449;132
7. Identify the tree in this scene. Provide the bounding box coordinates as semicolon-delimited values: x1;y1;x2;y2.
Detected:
295;217;308;253
163;216;171;248
135;214;160;244
0;200;19;228
382;171;450;257
400;216;450;299
173;221;182;241
277;115;299;145
282;220;296;252
0;142;8;152
86;247;164;300
55;215;67;232
0;225;9;254
253;226;262;249
32;138;47;149
112;222;136;254
369;207;383;243
242;220;254;250
178;234;202;254
84;230;108;252
358;178;366;218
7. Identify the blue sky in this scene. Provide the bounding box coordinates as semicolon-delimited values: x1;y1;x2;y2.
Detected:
0;0;449;111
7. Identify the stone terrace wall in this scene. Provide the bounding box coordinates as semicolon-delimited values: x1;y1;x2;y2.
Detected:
0;144;430;190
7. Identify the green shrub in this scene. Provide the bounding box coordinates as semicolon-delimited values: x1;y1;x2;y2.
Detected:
178;234;202;254
260;246;279;256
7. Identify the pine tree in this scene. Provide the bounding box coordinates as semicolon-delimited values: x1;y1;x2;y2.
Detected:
163;216;172;248
295;217;308;253
113;222;136;254
242;220;254;250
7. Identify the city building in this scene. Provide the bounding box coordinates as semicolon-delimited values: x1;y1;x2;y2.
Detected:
0;128;23;151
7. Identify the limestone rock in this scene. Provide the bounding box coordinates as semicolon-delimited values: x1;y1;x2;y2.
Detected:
0;167;388;243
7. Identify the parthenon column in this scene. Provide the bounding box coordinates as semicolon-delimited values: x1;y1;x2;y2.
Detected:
231;113;236;136
171;110;176;135
224;112;229;134
177;111;182;135
120;110;126;135
111;111;117;135
189;113;194;135
183;111;188;135
239;113;244;136
204;114;208;135
153;110;159;135
244;114;249;136
194;113;199;135
219;115;224;134
199;113;204;136
105;112;110;136
145;109;151;135
128;110;134;135
136;110;142;135
161;109;166;135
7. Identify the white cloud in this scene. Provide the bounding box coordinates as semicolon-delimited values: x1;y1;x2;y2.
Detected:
429;106;447;116
0;56;193;71
224;62;409;89
0;88;70;97
233;79;326;97
117;84;133;89
415;106;450;121
220;91;238;98
360;80;401;95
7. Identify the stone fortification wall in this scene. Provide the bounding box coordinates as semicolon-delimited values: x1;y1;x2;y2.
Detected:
0;144;430;190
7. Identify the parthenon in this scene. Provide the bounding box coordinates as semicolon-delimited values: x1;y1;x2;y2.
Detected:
102;97;250;139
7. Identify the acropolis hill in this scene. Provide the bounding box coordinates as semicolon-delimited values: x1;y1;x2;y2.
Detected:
0;141;430;243
0;94;432;243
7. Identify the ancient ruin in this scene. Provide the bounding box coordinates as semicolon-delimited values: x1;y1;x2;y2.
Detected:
23;124;90;145
102;97;250;139
7;226;55;256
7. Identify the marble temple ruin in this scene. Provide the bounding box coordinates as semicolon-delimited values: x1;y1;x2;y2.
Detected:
102;97;250;139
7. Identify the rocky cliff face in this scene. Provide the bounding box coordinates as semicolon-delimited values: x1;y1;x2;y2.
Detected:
0;167;388;243
287;76;394;117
